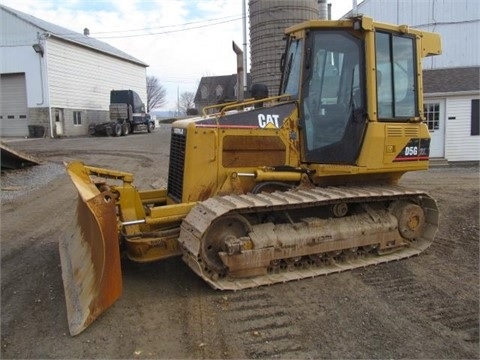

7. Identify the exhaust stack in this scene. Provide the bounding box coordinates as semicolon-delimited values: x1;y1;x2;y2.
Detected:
233;41;244;102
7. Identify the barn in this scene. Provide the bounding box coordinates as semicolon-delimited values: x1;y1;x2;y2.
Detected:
0;5;148;138
346;0;480;161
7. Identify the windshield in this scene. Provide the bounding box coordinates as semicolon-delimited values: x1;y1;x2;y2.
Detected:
302;30;365;155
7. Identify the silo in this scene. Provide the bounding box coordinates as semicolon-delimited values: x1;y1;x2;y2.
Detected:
249;0;319;96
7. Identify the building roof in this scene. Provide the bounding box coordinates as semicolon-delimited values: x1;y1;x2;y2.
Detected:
1;5;148;67
423;66;480;94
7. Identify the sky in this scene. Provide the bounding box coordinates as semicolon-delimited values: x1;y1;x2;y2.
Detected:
2;0;355;112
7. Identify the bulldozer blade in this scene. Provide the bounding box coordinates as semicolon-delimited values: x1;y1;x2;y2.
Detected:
59;163;122;335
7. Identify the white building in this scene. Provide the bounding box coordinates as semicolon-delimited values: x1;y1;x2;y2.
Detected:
0;5;148;137
346;0;480;161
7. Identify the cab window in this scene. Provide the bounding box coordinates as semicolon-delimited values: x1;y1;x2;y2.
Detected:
376;32;417;119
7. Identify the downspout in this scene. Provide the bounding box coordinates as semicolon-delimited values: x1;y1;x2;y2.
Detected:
35;50;45;105
43;34;54;138
34;32;46;106
34;32;53;138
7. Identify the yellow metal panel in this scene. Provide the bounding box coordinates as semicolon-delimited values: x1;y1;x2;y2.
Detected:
364;26;378;122
420;32;442;57
148;202;196;222
182;124;219;202
222;134;286;168
356;123;386;168
139;189;167;205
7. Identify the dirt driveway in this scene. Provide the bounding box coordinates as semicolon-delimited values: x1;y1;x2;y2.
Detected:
1;127;478;359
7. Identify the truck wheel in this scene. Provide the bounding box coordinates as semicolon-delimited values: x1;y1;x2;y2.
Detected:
114;123;122;137
122;123;130;136
147;122;153;133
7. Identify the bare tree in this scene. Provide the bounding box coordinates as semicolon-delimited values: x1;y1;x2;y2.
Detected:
178;91;196;115
146;76;166;112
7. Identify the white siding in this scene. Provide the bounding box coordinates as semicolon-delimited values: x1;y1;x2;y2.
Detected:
0;7;41;46
1;46;46;108
355;0;480;69
1;10;48;109
443;96;480;161
46;38;147;110
0;6;48;108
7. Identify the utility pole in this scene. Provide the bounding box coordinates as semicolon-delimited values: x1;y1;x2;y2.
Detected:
177;86;180;116
242;0;248;95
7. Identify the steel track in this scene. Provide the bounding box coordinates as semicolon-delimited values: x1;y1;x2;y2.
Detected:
178;185;439;290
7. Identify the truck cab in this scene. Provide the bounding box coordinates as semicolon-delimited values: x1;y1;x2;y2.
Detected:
110;90;154;134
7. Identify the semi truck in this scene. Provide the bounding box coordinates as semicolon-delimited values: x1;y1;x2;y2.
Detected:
88;90;154;136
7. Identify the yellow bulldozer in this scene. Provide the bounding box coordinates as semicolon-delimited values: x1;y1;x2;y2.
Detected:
60;16;442;335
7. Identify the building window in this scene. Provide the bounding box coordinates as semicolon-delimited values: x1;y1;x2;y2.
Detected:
471;99;479;136
423;103;440;131
73;111;82;126
201;85;208;99
215;85;223;98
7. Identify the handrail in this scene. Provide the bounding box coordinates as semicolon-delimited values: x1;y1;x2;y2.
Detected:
202;100;244;117
202;94;293;117
219;94;293;116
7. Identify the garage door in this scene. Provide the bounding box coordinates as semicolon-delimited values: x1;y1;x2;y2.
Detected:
1;73;28;137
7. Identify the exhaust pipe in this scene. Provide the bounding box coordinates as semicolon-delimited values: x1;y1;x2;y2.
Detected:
233;41;244;102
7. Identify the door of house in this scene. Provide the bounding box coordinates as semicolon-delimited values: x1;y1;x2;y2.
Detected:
423;100;445;158
55;109;64;136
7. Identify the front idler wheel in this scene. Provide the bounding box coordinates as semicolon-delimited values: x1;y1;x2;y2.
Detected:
200;215;252;275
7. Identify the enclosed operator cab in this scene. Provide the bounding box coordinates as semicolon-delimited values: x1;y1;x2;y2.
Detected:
280;17;441;183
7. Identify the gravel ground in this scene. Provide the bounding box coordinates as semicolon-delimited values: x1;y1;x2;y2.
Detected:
1;162;65;203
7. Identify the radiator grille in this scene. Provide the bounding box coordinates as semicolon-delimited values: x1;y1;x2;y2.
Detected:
386;125;420;138
167;130;186;203
386;126;403;137
404;126;419;137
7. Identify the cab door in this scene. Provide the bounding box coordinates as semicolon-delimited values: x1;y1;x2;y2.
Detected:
301;30;367;165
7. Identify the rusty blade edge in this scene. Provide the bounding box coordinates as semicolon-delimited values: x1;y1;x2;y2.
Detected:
59;199;98;336
60;190;122;335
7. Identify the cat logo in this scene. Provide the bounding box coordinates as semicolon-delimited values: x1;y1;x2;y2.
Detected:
258;114;280;128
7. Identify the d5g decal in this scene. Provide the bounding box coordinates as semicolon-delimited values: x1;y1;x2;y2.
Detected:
394;138;430;162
